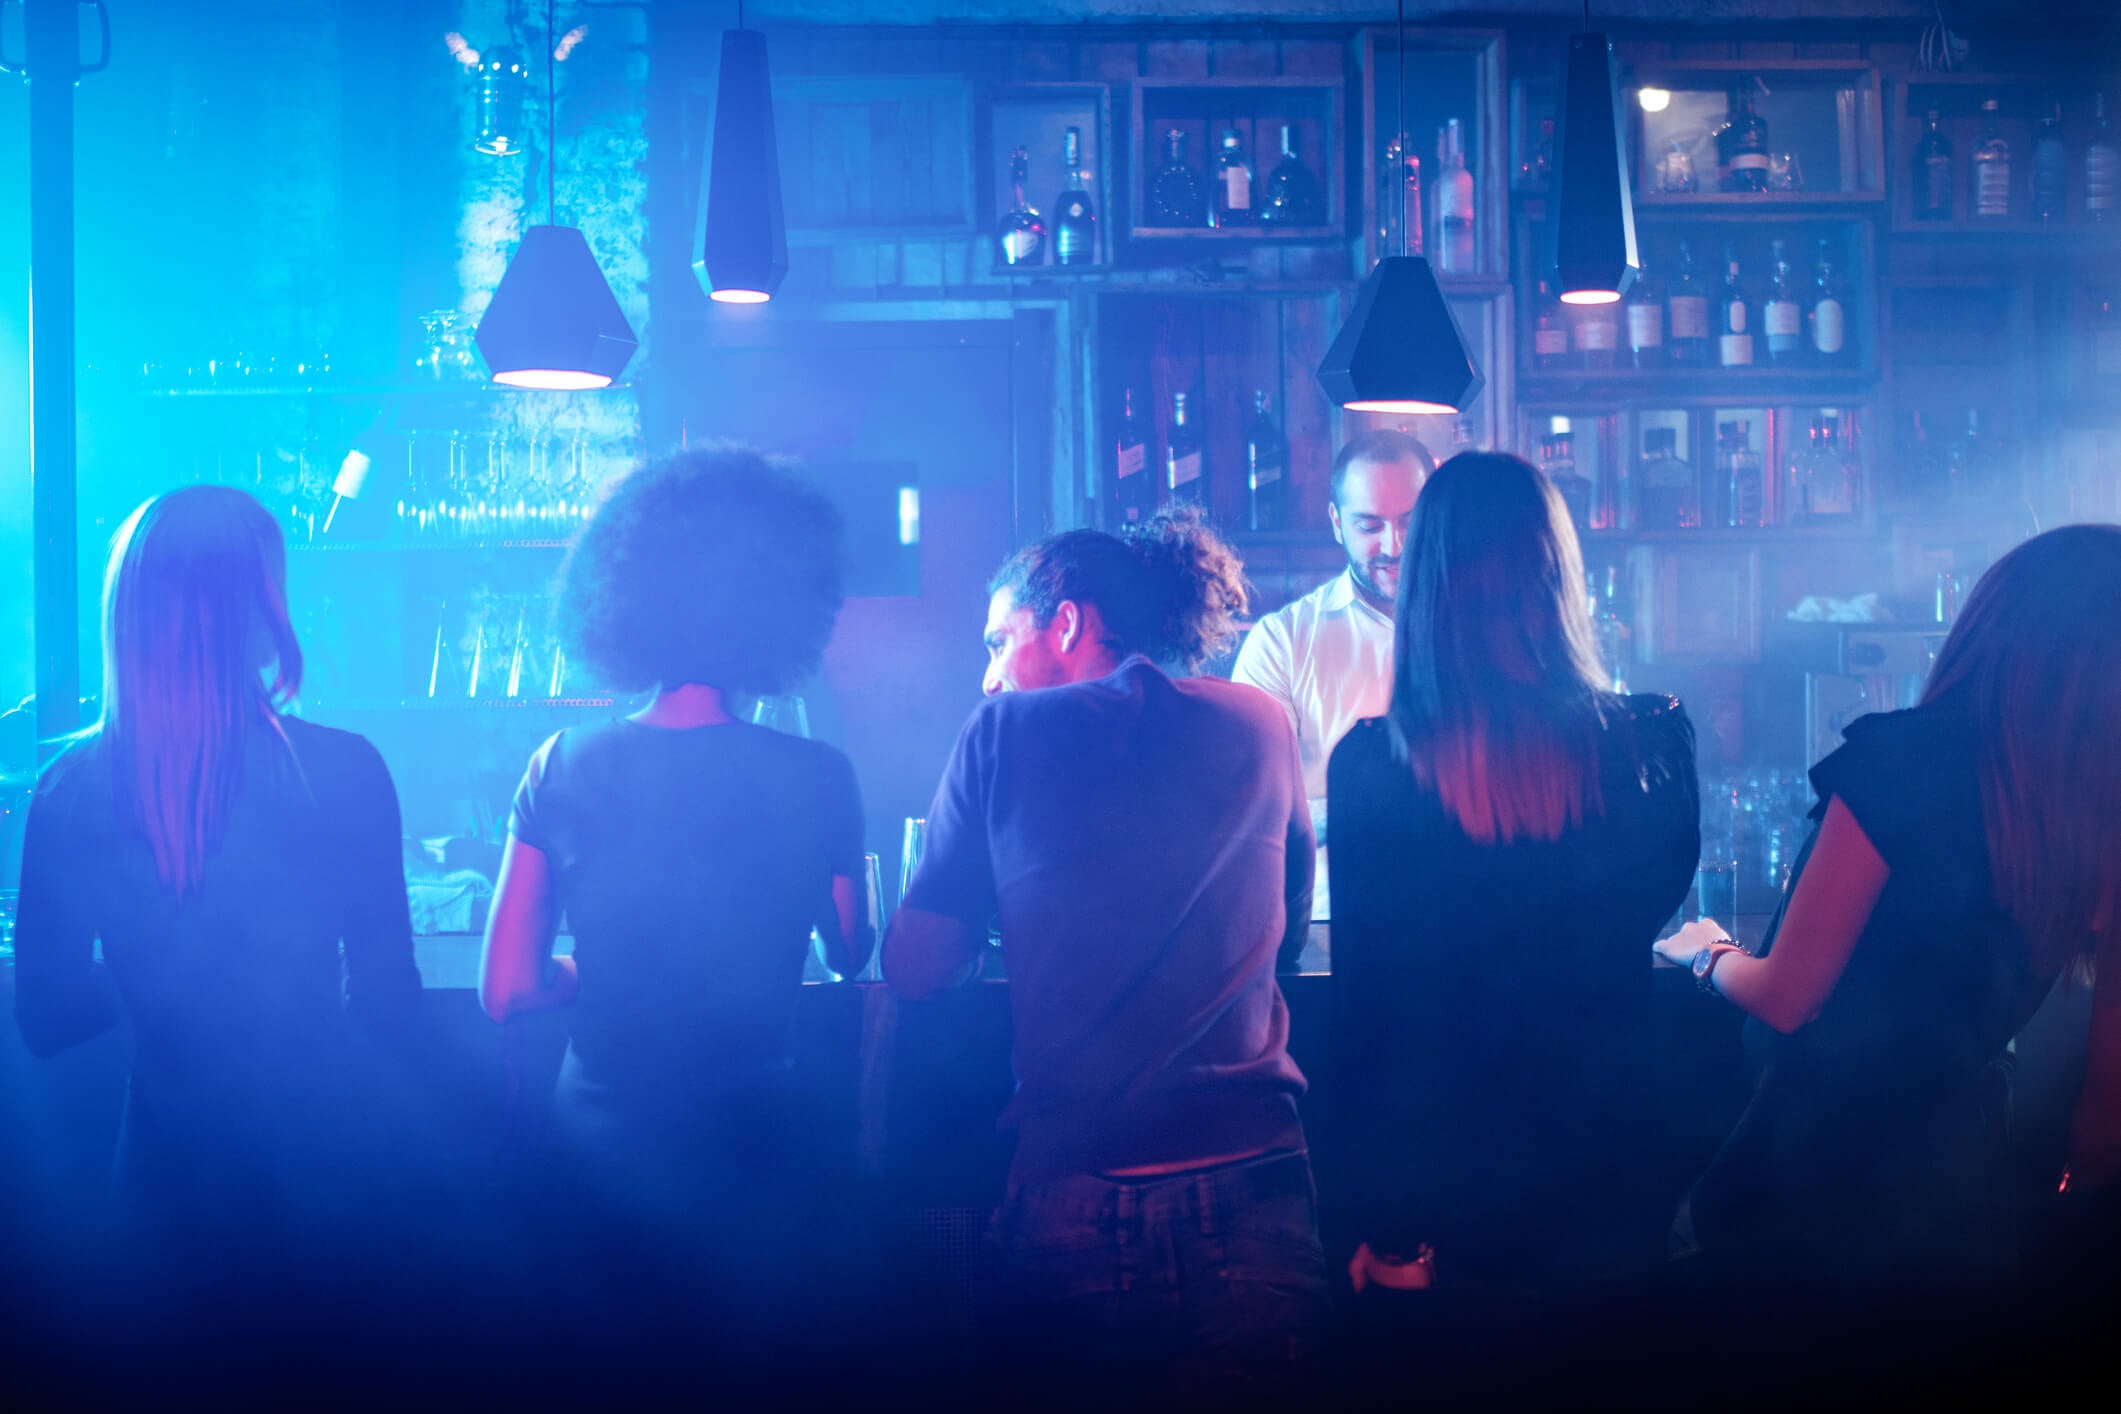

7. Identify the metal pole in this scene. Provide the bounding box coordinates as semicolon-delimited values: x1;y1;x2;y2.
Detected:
13;0;106;752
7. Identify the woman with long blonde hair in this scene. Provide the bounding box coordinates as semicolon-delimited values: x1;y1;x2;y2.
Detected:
1662;523;2121;1283
13;486;420;1234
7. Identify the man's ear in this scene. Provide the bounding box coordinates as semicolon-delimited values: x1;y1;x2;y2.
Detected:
1328;501;1345;546
1053;600;1084;653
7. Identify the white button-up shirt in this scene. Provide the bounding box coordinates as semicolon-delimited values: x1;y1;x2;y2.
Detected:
1231;569;1396;919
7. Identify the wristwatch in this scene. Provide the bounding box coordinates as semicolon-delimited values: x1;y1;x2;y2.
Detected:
1692;941;1737;995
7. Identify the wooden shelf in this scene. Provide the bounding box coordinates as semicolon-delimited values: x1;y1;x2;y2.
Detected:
1129;224;1342;243
1520;369;1880;402
1637;193;1885;216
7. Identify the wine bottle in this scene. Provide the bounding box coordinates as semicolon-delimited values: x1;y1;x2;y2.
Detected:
1434;118;1477;273
1717;82;1771;193
1149;129;1208;228
1973;99;2012;219
1165;391;1205;506
1808;238;1850;368
1533;281;1571;371
1571;291;1619;372
1914;109;1955;220
1667;239;1712;368
1052;125;1096;265
2033;102;2067;223
1261;123;1324;226
1245;392;1289;533
1763;240;1804;367
1212;130;1256;228
1114;388;1151;525
1718;244;1754;368
1625;259;1665;370
2087;95;2119;221
996;146;1045;267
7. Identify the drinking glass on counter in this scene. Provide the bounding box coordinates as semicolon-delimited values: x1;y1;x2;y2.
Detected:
1693;860;1738;926
858;853;885;981
899;817;927;911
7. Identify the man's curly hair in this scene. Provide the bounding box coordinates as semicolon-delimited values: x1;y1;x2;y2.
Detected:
559;445;844;695
988;506;1249;674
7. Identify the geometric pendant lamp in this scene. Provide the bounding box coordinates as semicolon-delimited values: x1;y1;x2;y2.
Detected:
1552;28;1640;305
476;225;638;389
1318;255;1485;415
474;0;637;389
695;25;787;303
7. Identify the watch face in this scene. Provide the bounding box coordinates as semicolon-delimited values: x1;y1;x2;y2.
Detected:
1693;946;1715;981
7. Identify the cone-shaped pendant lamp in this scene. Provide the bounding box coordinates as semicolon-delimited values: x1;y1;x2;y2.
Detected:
1317;0;1483;416
696;23;787;303
1319;256;1485;414
474;0;636;389
1553;27;1639;304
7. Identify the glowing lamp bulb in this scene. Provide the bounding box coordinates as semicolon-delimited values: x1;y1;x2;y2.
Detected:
1637;87;1672;113
1342;399;1457;416
709;289;773;305
491;369;615;391
1559;289;1624;305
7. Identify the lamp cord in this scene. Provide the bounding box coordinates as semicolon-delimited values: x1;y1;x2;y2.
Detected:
1397;0;1406;258
555;0;564;223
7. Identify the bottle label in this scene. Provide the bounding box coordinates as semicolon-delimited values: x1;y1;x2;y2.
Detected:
1252;458;1284;487
1224;168;1251;210
1574;317;1618;352
1730;152;1771;173
1976;160;2011;217
1812;299;1846;354
1627;304;1664;349
1170;451;1202;487
1669;296;1710;340
1117;443;1146;480
1725;301;1748;335
1646;457;1692;488
1922;155;1953;213
1764;300;1801;338
1720;332;1754;366
2088;146;2120;212
1535;328;1570;357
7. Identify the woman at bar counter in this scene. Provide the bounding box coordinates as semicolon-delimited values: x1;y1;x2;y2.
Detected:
1322;453;1699;1333
1660;524;2121;1296
478;447;874;1363
11;487;423;1292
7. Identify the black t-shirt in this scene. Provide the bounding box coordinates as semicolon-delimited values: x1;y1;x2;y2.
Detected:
1324;695;1700;1279
1688;702;2053;1268
509;719;864;1100
13;716;421;1161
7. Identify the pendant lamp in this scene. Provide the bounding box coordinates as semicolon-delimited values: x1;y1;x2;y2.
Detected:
695;5;787;303
1317;0;1483;416
474;0;637;389
1552;17;1639;304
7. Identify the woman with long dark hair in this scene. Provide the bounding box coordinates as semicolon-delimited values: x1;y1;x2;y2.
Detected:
1662;524;2121;1284
1324;451;1699;1298
12;486;422;1239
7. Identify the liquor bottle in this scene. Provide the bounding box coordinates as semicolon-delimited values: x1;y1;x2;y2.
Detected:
1625;259;1665;370
1113;388;1151;525
1718;244;1755;368
1636;427;1696;531
2033;102;2068;223
996;146;1045;267
1245;392;1289;532
1378;132;1424;257
1165;390;1205;506
2087;95;2119;220
1212;129;1256;228
1434;118;1477;273
1719;421;1765;528
1052;126;1097;266
1260;123;1324;226
1914;109;1955;220
1973;99;2012;219
1900;410;1947;503
1667;239;1712;368
1762;239;1804;366
1545;428;1594;532
1807;238;1851;368
1717;82;1771;193
1788;413;1858;521
1149;129;1208;228
1532;281;1571;371
1571;292;1620;372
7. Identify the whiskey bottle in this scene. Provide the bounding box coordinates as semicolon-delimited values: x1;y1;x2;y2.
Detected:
1260;123;1324;226
1571;293;1620;372
1718;244;1755;368
1052;126;1097;265
1113;388;1151;525
1807;238;1851;368
996;146;1045;267
2033;102;2068;223
1666;239;1712;367
1636;426;1696;531
2087;95;2119;220
1914;109;1955;220
1212;130;1256;228
1149;129;1208;228
1719;421;1765;528
1165;390;1205;506
1717;82;1771;193
1762;240;1803;367
1973;99;2012;219
1245;392;1289;533
1625;259;1665;370
1533;281;1571;371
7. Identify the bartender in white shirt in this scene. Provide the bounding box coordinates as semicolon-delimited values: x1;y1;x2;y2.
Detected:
1232;429;1434;920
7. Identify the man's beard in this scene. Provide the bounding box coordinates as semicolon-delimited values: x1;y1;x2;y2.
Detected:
1348;554;1398;610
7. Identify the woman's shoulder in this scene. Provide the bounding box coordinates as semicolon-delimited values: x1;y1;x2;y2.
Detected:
281;713;388;773
1328;716;1398;773
1599;693;1697;792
